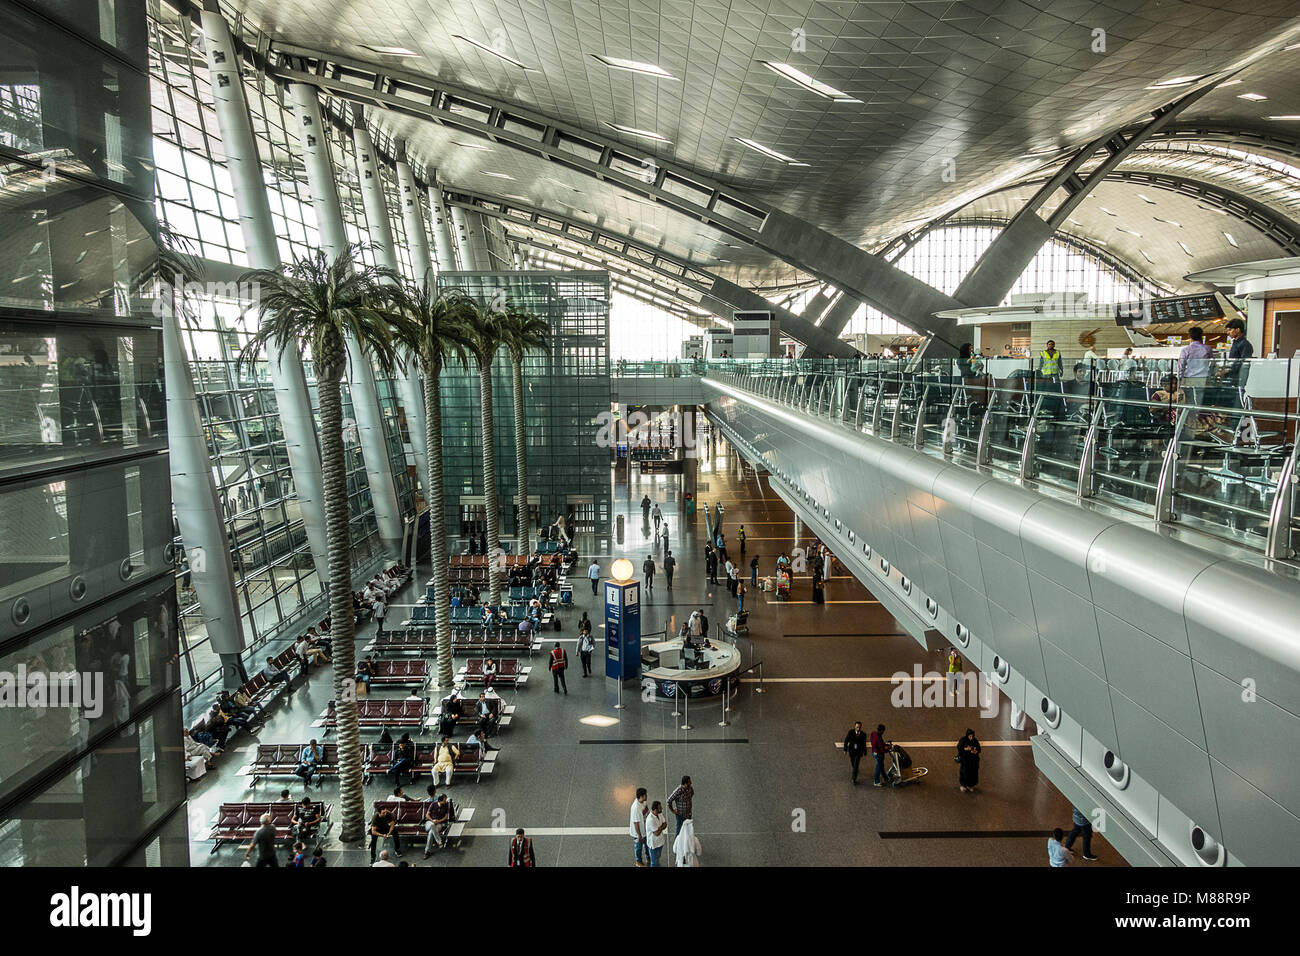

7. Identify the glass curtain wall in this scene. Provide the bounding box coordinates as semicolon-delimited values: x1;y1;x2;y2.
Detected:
0;0;188;866
435;271;612;543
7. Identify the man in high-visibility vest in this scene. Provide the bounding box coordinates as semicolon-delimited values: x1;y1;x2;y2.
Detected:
1039;340;1063;378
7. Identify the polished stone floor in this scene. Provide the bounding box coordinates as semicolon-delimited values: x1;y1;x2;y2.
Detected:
185;436;1119;867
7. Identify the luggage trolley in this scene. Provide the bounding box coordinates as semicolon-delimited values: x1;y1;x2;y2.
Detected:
884;745;928;788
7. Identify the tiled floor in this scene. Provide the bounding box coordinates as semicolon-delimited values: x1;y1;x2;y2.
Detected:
185;437;1120;867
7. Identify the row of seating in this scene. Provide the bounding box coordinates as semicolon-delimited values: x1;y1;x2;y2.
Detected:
312;698;427;732
235;741;496;787
365;628;540;657
371;800;476;848
449;554;529;568
459;658;530;687
207;800;332;852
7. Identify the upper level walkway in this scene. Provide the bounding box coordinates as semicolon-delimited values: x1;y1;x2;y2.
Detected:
693;356;1300;868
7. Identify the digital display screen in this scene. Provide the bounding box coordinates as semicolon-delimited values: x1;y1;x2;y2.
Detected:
1115;293;1223;327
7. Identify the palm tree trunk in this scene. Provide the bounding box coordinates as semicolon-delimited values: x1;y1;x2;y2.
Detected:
315;338;365;844
423;357;454;689
478;355;502;604
511;352;531;556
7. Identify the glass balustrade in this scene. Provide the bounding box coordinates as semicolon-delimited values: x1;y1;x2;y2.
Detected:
706;355;1298;562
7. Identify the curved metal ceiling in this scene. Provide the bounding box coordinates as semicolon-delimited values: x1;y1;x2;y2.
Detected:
214;0;1300;307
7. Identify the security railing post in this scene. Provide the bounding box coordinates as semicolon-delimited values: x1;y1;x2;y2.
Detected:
681;687;692;730
718;677;731;726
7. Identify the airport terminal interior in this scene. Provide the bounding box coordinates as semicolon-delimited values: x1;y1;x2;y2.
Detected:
3;0;1300;873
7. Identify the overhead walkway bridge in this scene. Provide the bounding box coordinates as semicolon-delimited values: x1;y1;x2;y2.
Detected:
683;357;1300;867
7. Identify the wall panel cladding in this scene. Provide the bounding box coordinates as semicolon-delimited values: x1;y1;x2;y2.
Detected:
704;377;1300;864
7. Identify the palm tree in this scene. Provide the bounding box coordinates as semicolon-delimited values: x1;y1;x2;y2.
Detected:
237;245;396;845
499;306;550;556
379;279;475;689
465;302;507;604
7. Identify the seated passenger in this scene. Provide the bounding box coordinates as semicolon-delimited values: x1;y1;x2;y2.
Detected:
465;727;495;754
481;657;498;689
291;796;321;843
388;732;416;787
432;736;460;786
354;656;377;692
476;692;499;735
295;739;324;786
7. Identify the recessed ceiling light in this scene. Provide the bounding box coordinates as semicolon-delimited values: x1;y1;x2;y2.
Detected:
591;55;675;78
1137;194;1157;204
1224;232;1239;247
1117;227;1142;237
1153;216;1181;227
454;141;494;151
362;45;419;57
1178;242;1194;256
1285;42;1300;51
501;194;531;203
1147;74;1205;89
760;62;862;103
1264;115;1300;121
1237;92;1268;101
452;34;526;68
480;171;515;180
1139;249;1156;263
734;137;809;166
1219;79;1243;86
604;122;671;142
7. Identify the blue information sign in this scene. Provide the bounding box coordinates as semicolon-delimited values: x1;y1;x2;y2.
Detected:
604;579;641;680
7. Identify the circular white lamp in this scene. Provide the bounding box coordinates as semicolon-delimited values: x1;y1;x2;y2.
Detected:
610;558;635;583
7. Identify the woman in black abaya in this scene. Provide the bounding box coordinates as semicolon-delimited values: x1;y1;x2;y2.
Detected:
957;728;981;793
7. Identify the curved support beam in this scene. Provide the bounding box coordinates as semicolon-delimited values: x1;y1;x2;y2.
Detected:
954;83;1219;309
445;191;856;356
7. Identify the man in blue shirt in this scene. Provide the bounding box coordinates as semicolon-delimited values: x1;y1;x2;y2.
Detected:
295;739;323;787
1178;326;1215;390
1047;828;1074;867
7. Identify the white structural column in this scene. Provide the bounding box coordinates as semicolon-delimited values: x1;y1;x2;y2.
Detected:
392;143;432;489
277;102;401;561
163;305;247;687
427;179;459;272
292;85;405;561
449;203;483;270
200;6;330;583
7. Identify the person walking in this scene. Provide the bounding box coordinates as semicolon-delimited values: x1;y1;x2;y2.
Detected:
1063;807;1099;861
588;559;601;596
705;545;719;585
672;817;702;867
646;801;668;867
667;775;694;834
811;571;825;604
844;721;868;784
549;641;569;694
642;554;655;594
578;626;595;678
750;554;759;589
640;495;651;522
870;724;891;787
736;578;746;613
661;521;670;551
957;728;981;793
737;524;746;555
244;813;279;867
651;503;662;532
629;787;649;867
663;550;676;591
508;828;536;867
946;648;963;701
726;559;738;598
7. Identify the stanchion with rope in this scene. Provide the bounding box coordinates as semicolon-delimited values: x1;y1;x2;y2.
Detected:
718;677;731;727
670;682;682;718
680;684;692;730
